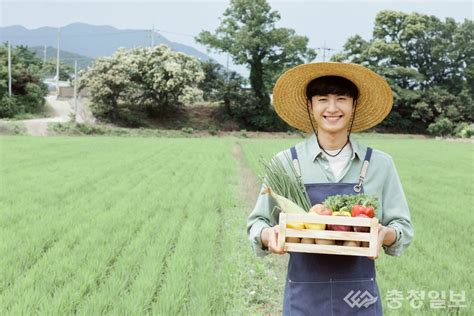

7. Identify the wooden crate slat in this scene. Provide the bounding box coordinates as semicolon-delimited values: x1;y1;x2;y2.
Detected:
285;213;373;226
285;228;371;241
278;212;287;248
278;213;380;257
285;243;372;256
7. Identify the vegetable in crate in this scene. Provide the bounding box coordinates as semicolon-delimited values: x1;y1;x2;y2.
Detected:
323;194;379;232
259;153;311;214
259;154;315;244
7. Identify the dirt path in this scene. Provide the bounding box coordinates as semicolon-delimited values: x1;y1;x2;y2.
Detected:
231;140;288;315
20;95;71;135
231;141;261;205
17;94;95;136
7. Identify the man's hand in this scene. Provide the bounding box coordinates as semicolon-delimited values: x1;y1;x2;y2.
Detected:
369;224;396;260
261;225;286;254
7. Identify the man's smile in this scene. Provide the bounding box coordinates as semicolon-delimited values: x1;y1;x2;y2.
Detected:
323;115;344;122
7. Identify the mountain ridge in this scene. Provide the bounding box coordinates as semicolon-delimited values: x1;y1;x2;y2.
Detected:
0;22;212;61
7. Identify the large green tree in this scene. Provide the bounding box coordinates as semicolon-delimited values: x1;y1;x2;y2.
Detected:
0;44;48;118
196;0;316;130
332;11;473;134
80;45;204;125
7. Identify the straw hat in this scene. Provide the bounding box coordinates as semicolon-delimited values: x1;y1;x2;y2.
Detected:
272;62;393;132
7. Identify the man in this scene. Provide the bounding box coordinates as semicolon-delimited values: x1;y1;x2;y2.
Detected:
247;62;414;315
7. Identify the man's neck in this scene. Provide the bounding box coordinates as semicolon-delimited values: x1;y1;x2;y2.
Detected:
317;131;349;150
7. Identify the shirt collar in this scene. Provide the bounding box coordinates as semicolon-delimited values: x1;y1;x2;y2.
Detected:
306;134;364;162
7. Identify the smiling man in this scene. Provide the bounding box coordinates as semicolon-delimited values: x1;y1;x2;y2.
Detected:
247;62;414;315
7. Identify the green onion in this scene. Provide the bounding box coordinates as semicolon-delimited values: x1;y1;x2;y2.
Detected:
259;153;311;212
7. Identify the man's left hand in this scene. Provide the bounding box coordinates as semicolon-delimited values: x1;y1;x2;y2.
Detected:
369;224;396;260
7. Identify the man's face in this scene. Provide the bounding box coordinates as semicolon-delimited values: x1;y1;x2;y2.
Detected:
309;94;354;135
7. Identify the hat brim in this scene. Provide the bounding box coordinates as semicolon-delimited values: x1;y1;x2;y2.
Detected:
272;62;393;133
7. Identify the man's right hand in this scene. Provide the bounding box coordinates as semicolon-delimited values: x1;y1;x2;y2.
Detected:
261;225;286;254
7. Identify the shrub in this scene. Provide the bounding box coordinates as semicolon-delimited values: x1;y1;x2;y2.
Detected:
181;127;194;134
427;118;454;136
0;95;19;118
454;122;474;138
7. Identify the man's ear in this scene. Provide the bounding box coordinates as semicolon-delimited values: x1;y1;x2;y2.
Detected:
307;99;312;110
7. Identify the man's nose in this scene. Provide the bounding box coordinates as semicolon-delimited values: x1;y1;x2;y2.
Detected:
327;97;338;111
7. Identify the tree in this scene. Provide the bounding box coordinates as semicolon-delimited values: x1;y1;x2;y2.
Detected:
332;11;473;134
80;45;204;125
79;49;131;121
40;60;74;81
196;0;316;130
125;45;204;117
0;44;48;118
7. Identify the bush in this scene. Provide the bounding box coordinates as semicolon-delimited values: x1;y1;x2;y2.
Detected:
81;45;204;125
454;122;474;138
208;124;219;135
0;96;19;118
181;127;194;134
427;118;454;136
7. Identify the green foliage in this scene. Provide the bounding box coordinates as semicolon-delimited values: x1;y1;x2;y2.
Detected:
333;11;473;135
80;45;204;126
198;60;245;102
39;59;73;81
197;0;316;131
453;122;474;138
260;152;311;211
207;124;219;135
0;44;48;118
427;117;454;136
0;95;18;117
181;127;194;134
322;194;379;214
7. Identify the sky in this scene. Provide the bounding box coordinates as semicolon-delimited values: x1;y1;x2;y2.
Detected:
1;0;472;75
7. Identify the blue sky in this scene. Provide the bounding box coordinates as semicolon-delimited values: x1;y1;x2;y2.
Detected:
1;0;472;75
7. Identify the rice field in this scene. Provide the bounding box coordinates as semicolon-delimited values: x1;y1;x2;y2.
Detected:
0;134;472;315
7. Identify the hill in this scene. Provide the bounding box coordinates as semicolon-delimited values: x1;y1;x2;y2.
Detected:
1;22;212;61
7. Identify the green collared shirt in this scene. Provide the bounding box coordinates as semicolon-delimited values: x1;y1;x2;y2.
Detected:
247;135;414;257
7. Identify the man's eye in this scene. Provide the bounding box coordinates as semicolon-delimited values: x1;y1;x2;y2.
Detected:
318;98;328;102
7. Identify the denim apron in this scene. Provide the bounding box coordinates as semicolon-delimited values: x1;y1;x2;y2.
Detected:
282;146;383;316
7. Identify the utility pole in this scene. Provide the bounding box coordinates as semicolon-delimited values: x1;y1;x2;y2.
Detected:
151;25;155;47
43;45;47;64
226;53;229;83
316;41;335;62
56;28;61;95
7;42;12;97
73;60;78;120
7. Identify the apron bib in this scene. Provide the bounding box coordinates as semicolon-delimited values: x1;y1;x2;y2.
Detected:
282;147;383;316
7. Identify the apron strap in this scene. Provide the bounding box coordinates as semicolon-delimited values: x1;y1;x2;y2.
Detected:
354;147;373;193
290;147;302;177
291;146;373;193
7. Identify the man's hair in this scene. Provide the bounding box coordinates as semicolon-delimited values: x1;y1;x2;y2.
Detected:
306;76;359;101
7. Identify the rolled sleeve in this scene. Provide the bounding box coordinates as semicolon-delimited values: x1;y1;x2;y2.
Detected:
380;157;414;256
247;183;280;257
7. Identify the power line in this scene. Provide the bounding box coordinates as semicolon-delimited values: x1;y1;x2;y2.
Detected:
3;29;197;40
4;30;147;39
316;41;336;62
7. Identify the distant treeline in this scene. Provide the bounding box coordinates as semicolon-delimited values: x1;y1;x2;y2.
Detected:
1;2;472;137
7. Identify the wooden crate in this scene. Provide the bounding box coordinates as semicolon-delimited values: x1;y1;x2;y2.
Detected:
277;213;379;257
